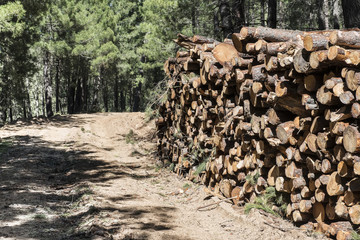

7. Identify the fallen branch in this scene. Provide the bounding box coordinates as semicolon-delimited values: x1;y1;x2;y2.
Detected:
197;196;238;211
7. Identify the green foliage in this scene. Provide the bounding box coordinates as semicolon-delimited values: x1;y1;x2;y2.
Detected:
194;161;207;176
244;187;287;217
0;0;349;121
169;163;175;172
0;1;26;36
33;214;47;220
245;171;261;186
125;129;136;144
352;231;360;240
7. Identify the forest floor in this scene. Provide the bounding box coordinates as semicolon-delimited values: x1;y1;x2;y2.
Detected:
0;113;327;240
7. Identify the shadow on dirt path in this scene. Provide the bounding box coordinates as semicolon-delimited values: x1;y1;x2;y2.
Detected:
0;114;176;240
0;113;325;240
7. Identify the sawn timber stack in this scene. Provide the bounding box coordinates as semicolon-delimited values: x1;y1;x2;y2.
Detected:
157;27;360;239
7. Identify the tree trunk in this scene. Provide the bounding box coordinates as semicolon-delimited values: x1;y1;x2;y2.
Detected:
75;76;82;113
55;58;60;113
44;52;53;117
267;0;277;28
1;110;6;123
23;100;26;119
132;82;141;112
114;75;119;112
82;65;89;112
261;0;265;26
25;78;32;119
26;91;32;119
67;74;75;114
92;74;100;112
213;8;220;39
333;0;341;29
233;0;245;32
341;0;360;28
317;0;330;30
120;87;125;112
191;2;199;34
9;106;13;122
101;67;108;112
219;0;233;39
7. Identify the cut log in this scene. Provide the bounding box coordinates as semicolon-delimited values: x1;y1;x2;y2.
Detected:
285;161;303;179
300;200;313;213
330;30;360;49
290;177;306;191
326;199;337;220
331;122;349;135
267;165;280;186
317;132;335;151
344;191;360;207
327;172;345;196
329;221;353;237
301;186;312;198
349;205;360;224
313;202;326;222
315;188;328;203
303;34;329;52
337;161;353;178
335;197;349;220
343;126;360;153
231;186;244;205
309;50;329;69
266;41;295;55
240;26;303;42
276;121;295;144
336;230;352;240
345;69;360;91
275;176;291;193
294;49;311;73
316;85;340;106
351;102;360;118
339;91;354;105
212;43;239;66
328;46;354;64
304;74;323;92
348;178;360;192
232;33;244;52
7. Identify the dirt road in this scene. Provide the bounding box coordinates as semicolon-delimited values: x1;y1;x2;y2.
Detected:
0;113;324;240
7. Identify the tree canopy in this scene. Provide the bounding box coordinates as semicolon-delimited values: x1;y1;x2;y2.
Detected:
0;0;356;122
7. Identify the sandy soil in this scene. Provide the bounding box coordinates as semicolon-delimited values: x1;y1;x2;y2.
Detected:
0;113;326;240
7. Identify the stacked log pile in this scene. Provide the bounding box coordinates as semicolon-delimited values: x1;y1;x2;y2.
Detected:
157;27;360;239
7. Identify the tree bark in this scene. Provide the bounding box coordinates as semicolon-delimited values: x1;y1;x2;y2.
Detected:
132;82;141;112
333;0;342;29
219;0;233;39
67;74;76;114
75;75;82;113
260;0;265;27
191;2;199;34
341;0;360;28
213;7;220;39
82;64;89;112
233;0;245;32
120;86;125;112
114;74;119;112
317;0;330;30
55;58;60;113
44;52;53;117
267;0;277;28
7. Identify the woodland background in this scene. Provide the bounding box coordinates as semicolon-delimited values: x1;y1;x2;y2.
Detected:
0;0;358;122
